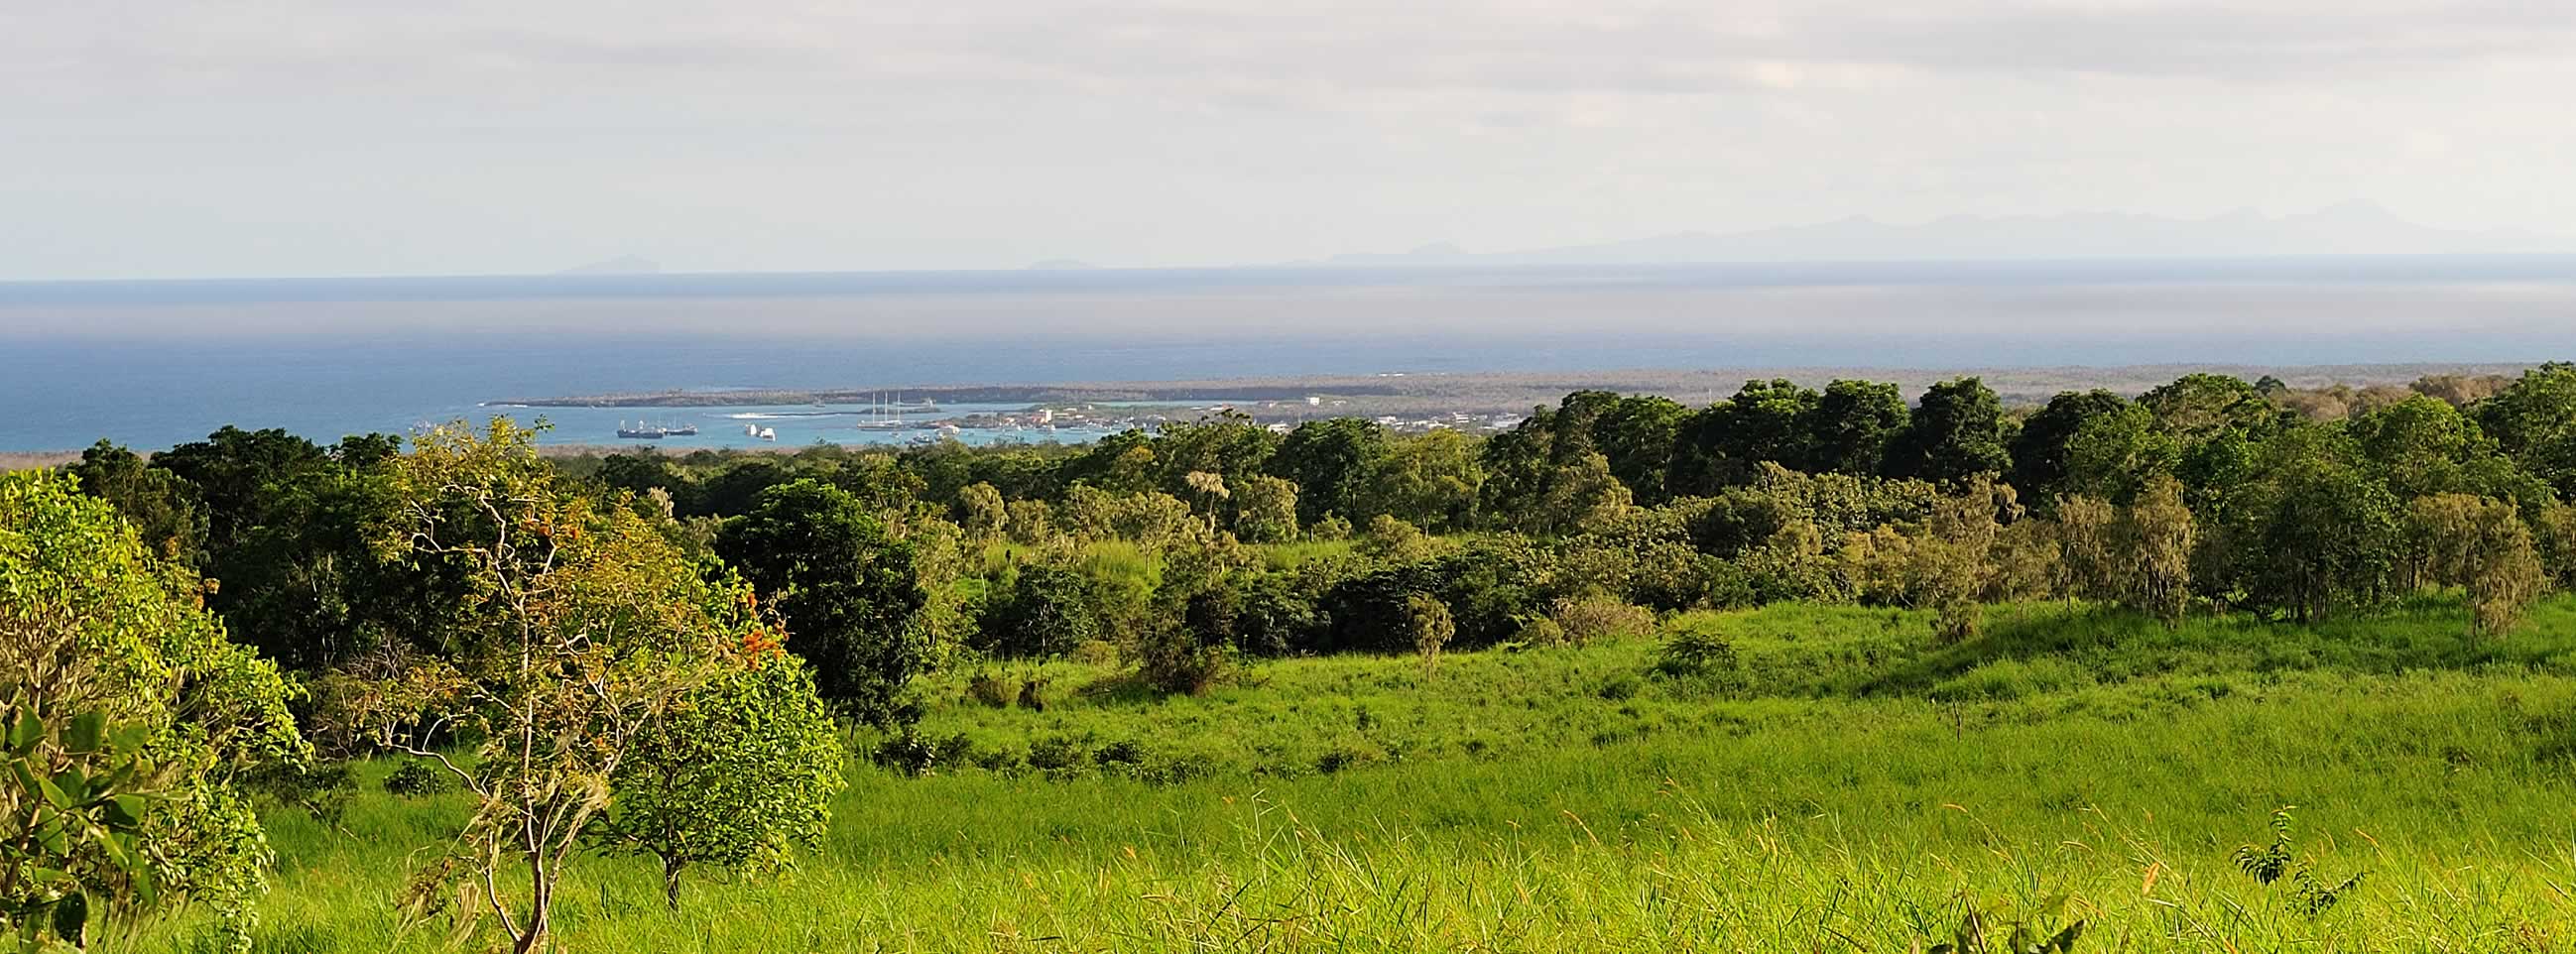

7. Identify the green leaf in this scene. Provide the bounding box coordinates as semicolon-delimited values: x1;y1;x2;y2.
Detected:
33;771;69;810
50;891;86;947
63;711;105;754
104;794;146;829
2045;920;2086;953
107;723;150;753
6;708;40;756
52;766;88;805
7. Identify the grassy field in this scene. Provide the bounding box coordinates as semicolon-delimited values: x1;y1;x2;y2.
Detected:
153;599;2576;952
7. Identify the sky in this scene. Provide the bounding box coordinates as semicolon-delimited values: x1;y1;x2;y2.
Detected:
7;1;2576;280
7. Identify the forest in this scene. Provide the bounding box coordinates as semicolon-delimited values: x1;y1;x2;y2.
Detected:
10;364;2576;951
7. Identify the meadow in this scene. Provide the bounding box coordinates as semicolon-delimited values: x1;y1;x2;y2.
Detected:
163;598;2576;953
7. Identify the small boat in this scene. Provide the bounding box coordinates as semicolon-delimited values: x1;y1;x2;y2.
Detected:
744;423;761;436
667;422;698;436
758;426;778;441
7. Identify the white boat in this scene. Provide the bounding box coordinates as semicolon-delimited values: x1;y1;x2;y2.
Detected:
758;426;777;441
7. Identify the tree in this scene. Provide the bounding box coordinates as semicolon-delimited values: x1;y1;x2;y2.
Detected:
346;419;776;954
1228;474;1300;543
957;482;1007;542
1533;452;1634;537
1887;378;2013;482
981;563;1101;658
0;470;304;950
716;480;927;727
66;440;205;561
1183;471;1231;536
2215;429;2400;622
1590;395;1688;504
1367;429;1483;532
2140;373;2277;440
1356;514;1441;563
2120;475;2196;627
1916;478;2014;643
2408;494;2547;636
1804;379;1909;476
2349;395;2487;501
1671;380;1820;492
2009;391;2130;501
1269;418;1390;525
593;650;845;909
1406;593;1454;677
1004;498;1056;546
1151;412;1280;496
2052;494;2120;602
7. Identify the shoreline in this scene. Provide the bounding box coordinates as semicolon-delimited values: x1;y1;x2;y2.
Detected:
499;360;2536;411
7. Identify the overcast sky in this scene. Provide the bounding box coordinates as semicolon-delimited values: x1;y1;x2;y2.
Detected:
7;1;2575;280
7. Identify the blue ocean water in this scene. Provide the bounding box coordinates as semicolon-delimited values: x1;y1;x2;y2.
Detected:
6;258;2576;452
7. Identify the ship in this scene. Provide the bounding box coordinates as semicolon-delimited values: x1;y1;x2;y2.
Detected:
616;420;668;439
667;421;698;436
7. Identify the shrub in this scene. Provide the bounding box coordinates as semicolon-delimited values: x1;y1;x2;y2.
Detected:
1309;513;1354;541
965;670;1016;708
1138;622;1234;695
1027;735;1089;775
1549;596;1656;645
1513;616;1570;648
383;760;455;797
1656;624;1740;680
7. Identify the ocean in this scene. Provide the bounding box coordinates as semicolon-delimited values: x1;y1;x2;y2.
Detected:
5;257;2576;452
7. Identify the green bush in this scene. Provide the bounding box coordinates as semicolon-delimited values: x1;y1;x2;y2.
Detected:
381;760;454;797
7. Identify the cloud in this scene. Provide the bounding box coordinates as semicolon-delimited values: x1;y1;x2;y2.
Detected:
15;0;2574;106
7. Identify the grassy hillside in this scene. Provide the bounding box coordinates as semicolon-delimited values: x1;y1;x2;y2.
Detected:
172;600;2576;951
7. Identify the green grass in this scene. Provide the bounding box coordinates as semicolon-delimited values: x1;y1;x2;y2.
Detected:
145;599;2576;951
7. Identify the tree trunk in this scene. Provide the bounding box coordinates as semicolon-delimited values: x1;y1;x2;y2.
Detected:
664;857;684;911
517;857;552;954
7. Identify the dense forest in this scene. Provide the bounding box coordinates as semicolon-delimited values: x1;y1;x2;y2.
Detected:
12;363;2576;949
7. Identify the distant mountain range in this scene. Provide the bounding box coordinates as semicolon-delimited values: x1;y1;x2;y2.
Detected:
1317;202;2576;267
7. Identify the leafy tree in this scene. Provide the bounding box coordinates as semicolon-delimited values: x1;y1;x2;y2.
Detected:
2059;403;2175;503
1269;418;1390;525
1182;471;1231;536
2010;390;2130;501
1887;378;2013;482
1367;429;1483;532
2141;373;2277;440
148;425;333;556
2408;494;2547;636
66;440;205;560
1004;498;1056;546
593;650;845;909
2120;475;2197;627
1804;379;1910;476
2047;495;2115;603
981;563;1101;658
1406;593;1454;677
1671;380;1820;492
958;482;1007;542
1228;474;1300;543
344;419;774;954
716;480;928;727
1589;395;1688;504
2214;429;2401;622
1533;452;1634;537
0;470;304;950
1150;412;1279;495
1356;514;1441;563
